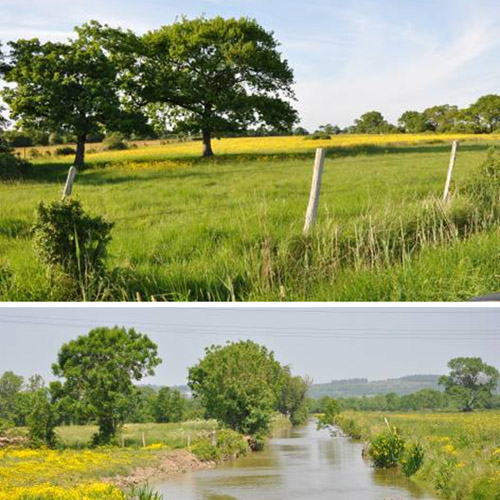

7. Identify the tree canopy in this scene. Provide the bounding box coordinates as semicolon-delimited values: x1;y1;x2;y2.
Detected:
439;357;499;412
188;340;285;436
51;326;161;444
135;16;298;156
1;21;146;167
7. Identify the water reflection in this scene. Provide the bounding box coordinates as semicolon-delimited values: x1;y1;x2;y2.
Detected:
153;421;436;500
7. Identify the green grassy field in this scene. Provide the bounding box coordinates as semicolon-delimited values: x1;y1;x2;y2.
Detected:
337;411;500;500
1;138;499;301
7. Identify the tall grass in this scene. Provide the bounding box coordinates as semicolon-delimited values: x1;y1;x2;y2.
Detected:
1;140;499;301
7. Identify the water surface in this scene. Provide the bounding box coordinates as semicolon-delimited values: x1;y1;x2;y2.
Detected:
153;421;436;500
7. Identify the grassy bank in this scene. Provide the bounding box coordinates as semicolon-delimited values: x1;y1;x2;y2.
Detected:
0;416;291;499
1;135;499;301
336;411;500;500
0;420;235;500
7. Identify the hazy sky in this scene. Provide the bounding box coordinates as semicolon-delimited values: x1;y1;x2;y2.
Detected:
1;0;499;129
1;307;498;386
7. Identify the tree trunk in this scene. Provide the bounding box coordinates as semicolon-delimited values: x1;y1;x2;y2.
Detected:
74;133;86;168
202;129;213;157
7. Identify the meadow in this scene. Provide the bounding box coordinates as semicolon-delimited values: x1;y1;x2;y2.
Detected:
337;411;500;500
1;133;500;301
0;420;218;500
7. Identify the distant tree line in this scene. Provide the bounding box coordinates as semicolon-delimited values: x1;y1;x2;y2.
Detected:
301;94;500;137
0;329;309;448
310;358;500;413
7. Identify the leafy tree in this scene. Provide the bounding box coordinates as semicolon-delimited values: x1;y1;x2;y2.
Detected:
136;16;298;157
2;21;146;167
353;111;393;133
0;371;24;422
467;94;500;133
423;104;459;132
317;123;341;135
277;369;309;425
51;327;161;444
188;340;283;436
398;111;430;133
439;357;499;412
317;397;341;429
27;388;57;447
153;387;185;423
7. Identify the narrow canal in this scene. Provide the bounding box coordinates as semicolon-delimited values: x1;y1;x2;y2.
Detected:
153;421;436;500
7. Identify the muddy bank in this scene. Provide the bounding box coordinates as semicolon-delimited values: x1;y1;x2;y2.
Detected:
110;449;217;488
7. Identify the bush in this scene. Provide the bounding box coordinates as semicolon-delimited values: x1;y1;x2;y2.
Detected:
191;440;220;461
192;429;248;461
32;200;113;287
103;132;128;150
401;442;424;477
27;390;58;448
368;427;406;468
0;152;32;181
304;133;331;140
55;146;76;156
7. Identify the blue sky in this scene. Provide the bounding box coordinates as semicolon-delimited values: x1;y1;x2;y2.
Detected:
0;307;498;386
0;0;499;129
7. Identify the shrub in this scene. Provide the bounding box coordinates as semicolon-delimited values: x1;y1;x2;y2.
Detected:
27;390;58;448
0;152;32;181
55;146;76;156
191;439;220;461
128;485;164;500
304;133;331;140
368;427;406;468
401;442;424;477
103;132;128;150
32;200;113;290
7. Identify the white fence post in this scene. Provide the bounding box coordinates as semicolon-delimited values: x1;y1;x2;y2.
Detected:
62;166;77;200
443;141;459;202
303;148;326;234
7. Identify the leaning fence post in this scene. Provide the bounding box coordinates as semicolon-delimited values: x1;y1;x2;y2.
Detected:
61;166;77;200
303;148;326;234
442;141;459;202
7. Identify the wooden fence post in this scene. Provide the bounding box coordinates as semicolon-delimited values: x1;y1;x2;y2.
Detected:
442;141;459;202
142;431;146;448
303;148;326;234
211;430;217;446
62;166;77;200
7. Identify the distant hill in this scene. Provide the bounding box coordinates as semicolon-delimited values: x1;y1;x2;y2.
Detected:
308;375;442;398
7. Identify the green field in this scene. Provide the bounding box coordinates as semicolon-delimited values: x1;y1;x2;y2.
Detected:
337;411;500;500
1;138;499;301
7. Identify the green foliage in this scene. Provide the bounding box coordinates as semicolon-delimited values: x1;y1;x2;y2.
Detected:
317;397;341;429
398;110;431;133
103;132;128;150
2;21;147;166
153;387;185;423
128;485;164;500
51;327;161;445
188;340;283;436
0;371;24;423
191;428;248;461
353;111;395;134
54;146;77;156
277;369;309;425
368;426;406;468
137;16;298;156
401;442;424;477
0;151;32;181
32;199;113;293
465;147;500;217
439;357;499;412
467;94;500;133
27;389;58;448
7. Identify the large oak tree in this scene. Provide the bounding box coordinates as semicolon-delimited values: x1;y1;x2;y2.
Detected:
1;22;145;167
135;16;298;156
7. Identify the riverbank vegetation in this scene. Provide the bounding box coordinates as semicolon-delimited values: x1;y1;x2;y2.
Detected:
336;411;500;500
1;138;499;301
0;331;307;499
